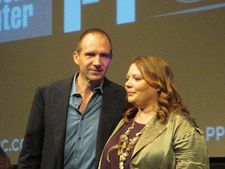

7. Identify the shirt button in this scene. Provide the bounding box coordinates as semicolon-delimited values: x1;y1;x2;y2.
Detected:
78;137;81;140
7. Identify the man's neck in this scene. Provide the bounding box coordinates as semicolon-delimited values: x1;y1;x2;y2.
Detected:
76;75;102;94
75;74;103;113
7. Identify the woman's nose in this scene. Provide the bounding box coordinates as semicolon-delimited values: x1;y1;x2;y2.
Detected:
125;79;132;88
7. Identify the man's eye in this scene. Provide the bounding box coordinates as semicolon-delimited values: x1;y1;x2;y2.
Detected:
100;53;111;58
86;52;96;57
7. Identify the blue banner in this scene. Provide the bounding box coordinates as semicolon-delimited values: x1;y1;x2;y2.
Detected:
0;0;52;43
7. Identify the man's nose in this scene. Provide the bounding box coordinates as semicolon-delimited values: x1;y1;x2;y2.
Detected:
93;55;101;65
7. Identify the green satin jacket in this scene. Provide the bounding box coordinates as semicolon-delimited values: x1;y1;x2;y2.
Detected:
99;110;209;169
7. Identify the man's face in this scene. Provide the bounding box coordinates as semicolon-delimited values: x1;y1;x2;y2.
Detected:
73;33;112;83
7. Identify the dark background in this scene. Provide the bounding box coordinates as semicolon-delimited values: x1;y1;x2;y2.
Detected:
1;0;225;163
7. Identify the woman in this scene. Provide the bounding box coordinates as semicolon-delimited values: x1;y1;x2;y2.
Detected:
99;56;209;169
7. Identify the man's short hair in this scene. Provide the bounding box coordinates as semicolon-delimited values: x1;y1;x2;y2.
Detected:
76;28;112;56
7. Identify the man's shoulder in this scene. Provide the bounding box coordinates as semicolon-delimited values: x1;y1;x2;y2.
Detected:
103;78;125;94
103;78;124;89
38;76;73;92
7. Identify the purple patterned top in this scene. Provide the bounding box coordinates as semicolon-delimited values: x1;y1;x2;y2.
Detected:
100;120;145;169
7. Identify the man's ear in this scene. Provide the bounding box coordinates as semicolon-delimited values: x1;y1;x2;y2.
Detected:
73;51;79;64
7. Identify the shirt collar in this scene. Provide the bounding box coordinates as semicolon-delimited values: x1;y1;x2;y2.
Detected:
70;73;104;96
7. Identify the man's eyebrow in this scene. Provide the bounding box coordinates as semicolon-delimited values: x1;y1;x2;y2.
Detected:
84;52;111;56
85;52;96;55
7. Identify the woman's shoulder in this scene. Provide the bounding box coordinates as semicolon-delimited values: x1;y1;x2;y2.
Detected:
167;109;204;137
168;109;194;125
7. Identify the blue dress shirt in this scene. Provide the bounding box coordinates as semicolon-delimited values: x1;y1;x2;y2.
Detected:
64;74;103;169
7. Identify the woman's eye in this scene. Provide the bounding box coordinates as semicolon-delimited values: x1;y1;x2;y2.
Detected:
134;76;142;81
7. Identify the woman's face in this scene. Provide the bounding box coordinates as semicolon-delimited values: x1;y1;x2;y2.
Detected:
125;63;158;109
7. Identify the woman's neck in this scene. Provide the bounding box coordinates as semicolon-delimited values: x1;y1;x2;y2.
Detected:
134;106;159;124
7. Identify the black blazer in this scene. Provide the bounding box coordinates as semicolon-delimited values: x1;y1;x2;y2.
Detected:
17;76;127;169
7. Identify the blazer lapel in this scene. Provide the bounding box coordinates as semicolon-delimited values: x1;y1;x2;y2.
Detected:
132;119;167;158
109;119;125;140
50;77;73;168
104;117;167;159
96;78;124;165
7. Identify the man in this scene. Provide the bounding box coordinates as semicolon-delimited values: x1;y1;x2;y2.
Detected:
17;28;127;169
0;146;12;169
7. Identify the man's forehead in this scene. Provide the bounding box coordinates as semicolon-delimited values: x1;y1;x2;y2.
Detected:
82;32;108;41
80;33;111;50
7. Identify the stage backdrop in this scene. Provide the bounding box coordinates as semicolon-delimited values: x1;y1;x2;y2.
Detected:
1;0;225;164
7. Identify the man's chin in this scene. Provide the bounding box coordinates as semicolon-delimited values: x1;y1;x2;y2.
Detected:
89;76;104;82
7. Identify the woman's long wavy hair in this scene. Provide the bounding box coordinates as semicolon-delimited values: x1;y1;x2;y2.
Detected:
124;56;189;123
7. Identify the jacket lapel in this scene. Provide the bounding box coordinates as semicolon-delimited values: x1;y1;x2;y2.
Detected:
108;119;125;140
96;78;125;165
132;119;167;158
105;115;167;159
50;77;73;168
